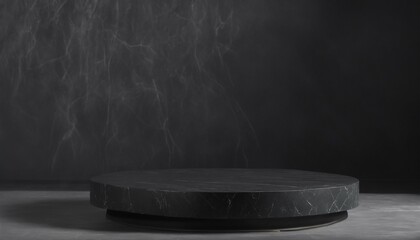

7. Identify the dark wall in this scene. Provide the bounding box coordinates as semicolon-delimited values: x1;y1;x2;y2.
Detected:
0;0;419;181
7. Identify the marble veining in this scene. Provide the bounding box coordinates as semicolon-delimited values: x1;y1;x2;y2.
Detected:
90;169;359;219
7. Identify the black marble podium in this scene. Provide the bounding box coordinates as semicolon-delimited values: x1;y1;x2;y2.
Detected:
90;169;359;231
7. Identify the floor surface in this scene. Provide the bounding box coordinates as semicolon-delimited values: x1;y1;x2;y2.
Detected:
0;191;419;240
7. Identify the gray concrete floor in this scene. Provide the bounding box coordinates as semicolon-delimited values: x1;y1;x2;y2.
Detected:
0;191;419;240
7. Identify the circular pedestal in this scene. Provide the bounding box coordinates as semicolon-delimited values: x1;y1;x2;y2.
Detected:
90;169;359;231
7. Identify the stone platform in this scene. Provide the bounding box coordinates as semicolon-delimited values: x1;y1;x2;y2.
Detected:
90;169;359;230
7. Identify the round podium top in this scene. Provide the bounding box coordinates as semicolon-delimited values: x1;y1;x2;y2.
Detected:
90;169;359;219
91;168;357;192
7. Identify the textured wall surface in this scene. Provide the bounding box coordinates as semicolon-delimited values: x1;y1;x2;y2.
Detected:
0;0;419;181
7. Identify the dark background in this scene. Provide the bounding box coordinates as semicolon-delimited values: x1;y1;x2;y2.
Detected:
0;0;419;187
